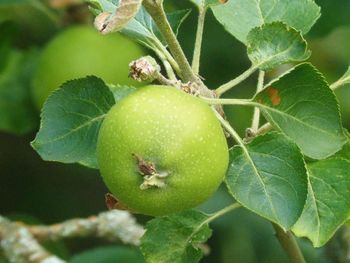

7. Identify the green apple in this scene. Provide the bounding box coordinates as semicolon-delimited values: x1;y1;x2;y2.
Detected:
97;85;229;216
32;25;146;108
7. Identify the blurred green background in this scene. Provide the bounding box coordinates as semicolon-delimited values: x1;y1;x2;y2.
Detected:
0;0;349;262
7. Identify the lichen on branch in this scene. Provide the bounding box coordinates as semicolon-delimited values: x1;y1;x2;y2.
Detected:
0;210;145;263
0;216;65;263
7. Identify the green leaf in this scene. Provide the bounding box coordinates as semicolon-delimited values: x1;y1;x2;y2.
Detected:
254;63;346;159
334;131;350;161
0;49;38;135
69;246;145;263
141;210;212;263
292;158;350;247
32;76;115;169
97;0;143;34
226;132;308;230
211;0;320;43
247;22;310;71
88;0;190;50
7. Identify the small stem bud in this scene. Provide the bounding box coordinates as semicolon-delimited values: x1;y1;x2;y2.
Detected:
129;56;161;82
245;128;257;142
180;82;200;96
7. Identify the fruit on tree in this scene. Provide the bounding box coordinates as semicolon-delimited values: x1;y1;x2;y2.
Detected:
31;25;145;108
97;85;229;216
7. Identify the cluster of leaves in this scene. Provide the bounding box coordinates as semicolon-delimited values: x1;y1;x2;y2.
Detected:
2;0;350;263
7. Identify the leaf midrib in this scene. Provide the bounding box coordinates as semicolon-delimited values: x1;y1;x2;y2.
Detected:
255;102;343;140
36;114;106;145
239;145;280;223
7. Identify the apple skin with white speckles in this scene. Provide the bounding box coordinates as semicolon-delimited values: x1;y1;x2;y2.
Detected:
97;85;229;216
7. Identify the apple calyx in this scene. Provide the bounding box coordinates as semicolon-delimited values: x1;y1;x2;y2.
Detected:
132;154;170;190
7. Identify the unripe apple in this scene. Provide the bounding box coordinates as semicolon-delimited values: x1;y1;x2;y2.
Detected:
97;85;229;216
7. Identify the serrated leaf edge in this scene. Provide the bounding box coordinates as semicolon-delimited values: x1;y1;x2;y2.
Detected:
224;131;308;230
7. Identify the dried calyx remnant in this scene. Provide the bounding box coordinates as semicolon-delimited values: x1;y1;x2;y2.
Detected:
132;154;170;190
128;56;202;96
129;56;160;82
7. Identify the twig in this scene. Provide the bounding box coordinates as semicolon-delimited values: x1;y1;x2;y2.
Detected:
251;70;265;131
273;224;306;263
216;66;257;96
0;216;66;263
192;7;207;74
245;123;273;142
142;0;215;98
142;0;196;82
161;59;177;80
330;76;350;91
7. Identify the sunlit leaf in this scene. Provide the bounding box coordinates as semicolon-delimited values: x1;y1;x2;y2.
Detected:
254;63;346;159
32;76;115;169
247;22;310;71
212;0;320;43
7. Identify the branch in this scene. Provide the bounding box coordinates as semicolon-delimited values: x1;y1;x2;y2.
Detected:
142;0;215;98
26;210;145;246
273;224;306;263
0;210;145;263
142;0;195;82
0;216;66;263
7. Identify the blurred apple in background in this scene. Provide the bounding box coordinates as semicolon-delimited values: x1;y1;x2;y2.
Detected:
31;26;147;109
